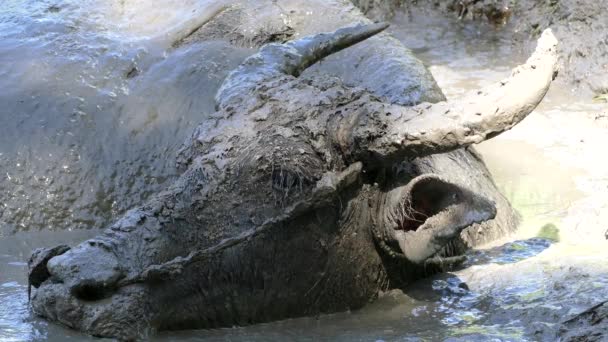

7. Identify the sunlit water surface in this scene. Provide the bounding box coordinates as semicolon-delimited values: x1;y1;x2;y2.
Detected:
1;3;608;341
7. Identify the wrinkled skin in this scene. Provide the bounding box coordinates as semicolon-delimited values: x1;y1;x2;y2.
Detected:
27;2;558;339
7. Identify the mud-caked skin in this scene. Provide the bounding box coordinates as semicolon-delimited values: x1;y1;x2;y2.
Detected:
28;22;558;340
557;300;608;341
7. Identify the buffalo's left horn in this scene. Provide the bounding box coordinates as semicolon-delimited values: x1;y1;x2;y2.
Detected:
335;29;558;166
216;22;389;109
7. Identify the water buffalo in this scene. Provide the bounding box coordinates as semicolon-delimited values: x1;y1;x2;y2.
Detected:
28;23;558;340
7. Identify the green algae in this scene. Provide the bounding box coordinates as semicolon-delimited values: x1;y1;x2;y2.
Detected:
536;223;560;242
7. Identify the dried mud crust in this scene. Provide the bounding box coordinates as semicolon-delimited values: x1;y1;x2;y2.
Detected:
354;0;608;96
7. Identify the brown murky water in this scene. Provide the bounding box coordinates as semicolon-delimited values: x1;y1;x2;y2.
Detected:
1;3;607;341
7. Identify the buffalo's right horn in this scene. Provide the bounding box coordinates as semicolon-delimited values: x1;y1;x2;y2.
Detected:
216;22;389;109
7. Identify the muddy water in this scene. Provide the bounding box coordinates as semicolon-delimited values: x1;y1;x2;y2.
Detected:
2;3;608;342
0;0;249;234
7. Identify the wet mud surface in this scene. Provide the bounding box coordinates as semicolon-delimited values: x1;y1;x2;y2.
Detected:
0;0;251;234
361;0;608;96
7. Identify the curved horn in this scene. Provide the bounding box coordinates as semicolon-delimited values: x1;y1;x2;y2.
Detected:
216;22;389;109
336;29;558;166
279;22;390;76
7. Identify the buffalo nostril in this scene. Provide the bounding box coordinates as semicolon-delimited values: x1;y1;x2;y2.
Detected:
483;199;498;219
45;243;125;300
71;280;111;301
28;245;71;288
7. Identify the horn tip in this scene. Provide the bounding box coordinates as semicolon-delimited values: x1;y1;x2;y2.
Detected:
533;28;559;75
539;28;558;50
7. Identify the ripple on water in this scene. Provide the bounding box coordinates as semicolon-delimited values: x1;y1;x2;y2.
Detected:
0;275;44;341
464;238;553;266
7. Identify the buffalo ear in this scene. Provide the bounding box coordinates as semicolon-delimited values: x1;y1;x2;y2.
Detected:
383;174;496;264
390;175;464;232
28;244;71;300
28;245;71;288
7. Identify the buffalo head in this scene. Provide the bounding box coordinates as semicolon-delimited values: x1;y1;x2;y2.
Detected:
28;23;558;339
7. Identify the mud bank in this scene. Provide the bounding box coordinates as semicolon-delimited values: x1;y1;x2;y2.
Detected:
356;0;608;96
